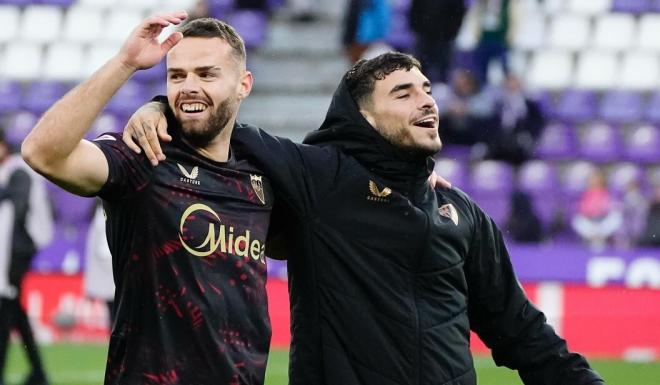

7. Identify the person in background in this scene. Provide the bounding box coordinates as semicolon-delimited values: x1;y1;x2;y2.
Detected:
408;0;466;84
0;129;53;385
484;73;544;165
472;0;513;83
571;169;622;251
288;0;320;22
438;68;498;146
640;182;660;247
341;0;391;63
616;179;649;248
83;203;116;327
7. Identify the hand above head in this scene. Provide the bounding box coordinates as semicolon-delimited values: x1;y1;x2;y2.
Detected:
115;11;188;72
123;101;170;166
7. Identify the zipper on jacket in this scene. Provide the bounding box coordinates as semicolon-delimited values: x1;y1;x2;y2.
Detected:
409;180;433;385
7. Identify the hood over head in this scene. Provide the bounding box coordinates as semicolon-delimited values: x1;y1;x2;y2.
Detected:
303;72;435;186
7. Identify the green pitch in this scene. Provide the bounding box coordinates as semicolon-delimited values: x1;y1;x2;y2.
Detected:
3;343;660;385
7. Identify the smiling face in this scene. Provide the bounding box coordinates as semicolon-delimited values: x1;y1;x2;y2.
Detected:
166;36;252;147
360;67;442;156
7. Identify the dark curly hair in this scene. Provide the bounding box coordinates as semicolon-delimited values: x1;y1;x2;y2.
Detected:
178;18;246;66
345;52;421;108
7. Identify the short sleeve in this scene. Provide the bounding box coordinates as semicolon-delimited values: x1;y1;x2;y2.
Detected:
92;133;153;201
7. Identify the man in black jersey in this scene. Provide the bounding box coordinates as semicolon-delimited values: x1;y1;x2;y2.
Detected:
22;13;274;385
125;53;605;385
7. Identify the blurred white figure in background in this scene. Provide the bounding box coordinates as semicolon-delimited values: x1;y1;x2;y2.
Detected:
83;203;115;327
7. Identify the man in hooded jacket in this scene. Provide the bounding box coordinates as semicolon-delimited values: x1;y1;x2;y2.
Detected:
125;52;604;385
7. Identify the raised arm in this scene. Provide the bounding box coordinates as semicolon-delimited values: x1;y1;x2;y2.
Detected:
21;12;187;196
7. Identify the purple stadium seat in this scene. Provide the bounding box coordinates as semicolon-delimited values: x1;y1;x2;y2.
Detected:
0;0;32;6
266;0;284;10
433;158;469;191
608;162;645;195
37;0;75;6
386;12;415;51
612;0;652;13
33;223;88;273
0;81;21;113
207;0;235;16
598;90;643;124
534;122;578;160
47;182;95;225
644;91;660;124
228;10;267;49
105;81;149;117
22;81;69;114
87;113;123;140
5;111;38;148
529;90;556;120
561;161;596;204
579;122;622;163
624;124;660;164
555;89;597;123
470;161;514;225
518;160;560;226
131;59;166;85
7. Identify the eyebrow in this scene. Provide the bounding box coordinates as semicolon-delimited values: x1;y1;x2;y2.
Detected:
167;66;222;73
388;81;432;94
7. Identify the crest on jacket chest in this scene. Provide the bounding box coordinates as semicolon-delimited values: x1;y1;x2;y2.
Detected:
438;203;459;226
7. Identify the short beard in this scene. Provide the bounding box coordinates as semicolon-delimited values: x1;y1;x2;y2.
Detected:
377;125;438;158
181;97;236;148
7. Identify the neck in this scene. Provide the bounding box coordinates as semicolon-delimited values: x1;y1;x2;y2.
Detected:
188;121;235;162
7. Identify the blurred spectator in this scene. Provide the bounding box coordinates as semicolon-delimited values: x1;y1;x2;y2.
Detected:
571;169;622;251
288;0;320;22
83;203;116;327
188;0;210;20
236;0;269;10
0;129;53;385
408;0;466;83
342;0;392;63
640;183;660;247
505;190;543;242
438;68;498;146
616;179;649;248
484;74;545;165
473;0;512;83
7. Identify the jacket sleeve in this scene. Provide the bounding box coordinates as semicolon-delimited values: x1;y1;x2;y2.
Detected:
231;125;338;220
464;201;604;385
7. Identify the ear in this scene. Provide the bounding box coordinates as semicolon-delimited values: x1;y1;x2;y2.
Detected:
237;70;253;101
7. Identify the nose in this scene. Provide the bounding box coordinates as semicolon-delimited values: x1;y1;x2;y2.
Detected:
418;91;436;110
180;74;201;95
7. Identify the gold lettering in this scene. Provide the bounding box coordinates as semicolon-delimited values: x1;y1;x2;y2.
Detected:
250;240;261;260
179;204;221;257
235;230;250;258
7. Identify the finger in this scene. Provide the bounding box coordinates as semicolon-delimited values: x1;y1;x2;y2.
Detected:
143;121;165;163
122;123;142;154
437;175;452;189
430;173;438;186
136;122;159;166
156;116;172;143
161;32;183;53
161;12;188;24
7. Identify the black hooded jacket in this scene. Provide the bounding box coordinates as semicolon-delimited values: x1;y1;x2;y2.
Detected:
168;74;604;384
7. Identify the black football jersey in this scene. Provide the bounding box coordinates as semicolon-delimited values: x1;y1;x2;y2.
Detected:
93;128;273;385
